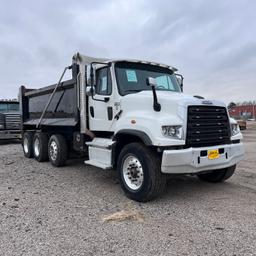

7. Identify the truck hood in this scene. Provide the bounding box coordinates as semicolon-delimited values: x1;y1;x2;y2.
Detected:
116;91;229;147
120;90;226;120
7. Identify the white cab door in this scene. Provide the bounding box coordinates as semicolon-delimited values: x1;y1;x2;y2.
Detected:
88;67;115;131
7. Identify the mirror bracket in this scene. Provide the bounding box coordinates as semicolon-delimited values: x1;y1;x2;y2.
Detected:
146;77;161;112
175;74;184;92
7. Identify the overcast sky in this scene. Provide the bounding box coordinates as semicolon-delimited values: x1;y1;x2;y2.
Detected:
0;0;255;103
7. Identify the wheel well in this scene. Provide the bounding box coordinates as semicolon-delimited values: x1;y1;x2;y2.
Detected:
113;133;153;168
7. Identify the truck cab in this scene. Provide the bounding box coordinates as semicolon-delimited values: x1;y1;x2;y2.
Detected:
0;100;21;140
20;53;245;202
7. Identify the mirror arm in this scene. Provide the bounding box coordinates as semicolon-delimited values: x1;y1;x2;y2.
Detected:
175;73;184;92
91;94;109;102
152;86;161;112
90;63;94;88
146;77;161;112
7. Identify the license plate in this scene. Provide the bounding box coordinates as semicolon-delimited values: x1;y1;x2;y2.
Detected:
208;149;219;160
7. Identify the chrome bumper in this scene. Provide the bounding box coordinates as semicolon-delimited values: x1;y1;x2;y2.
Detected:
161;143;245;174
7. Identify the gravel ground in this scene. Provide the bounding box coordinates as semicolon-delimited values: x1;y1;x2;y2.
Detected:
0;123;256;256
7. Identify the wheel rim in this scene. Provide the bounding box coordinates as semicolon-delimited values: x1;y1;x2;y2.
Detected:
122;155;144;191
23;137;29;154
49;141;58;161
34;137;40;157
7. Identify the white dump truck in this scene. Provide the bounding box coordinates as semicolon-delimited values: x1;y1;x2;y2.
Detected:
20;53;245;201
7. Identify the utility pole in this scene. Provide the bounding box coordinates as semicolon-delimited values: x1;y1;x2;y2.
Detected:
253;103;255;120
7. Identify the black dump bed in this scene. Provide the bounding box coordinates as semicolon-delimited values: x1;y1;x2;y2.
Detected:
20;79;79;128
19;65;80;129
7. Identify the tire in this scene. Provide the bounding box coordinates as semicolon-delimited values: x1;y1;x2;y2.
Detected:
48;134;68;167
197;165;236;183
22;131;34;158
117;142;167;202
33;132;48;162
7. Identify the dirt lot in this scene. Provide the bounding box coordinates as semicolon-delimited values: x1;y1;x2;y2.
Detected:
0;123;256;256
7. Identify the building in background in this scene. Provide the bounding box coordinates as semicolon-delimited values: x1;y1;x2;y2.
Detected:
229;105;256;120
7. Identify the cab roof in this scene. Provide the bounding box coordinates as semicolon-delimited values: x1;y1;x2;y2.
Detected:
72;52;178;72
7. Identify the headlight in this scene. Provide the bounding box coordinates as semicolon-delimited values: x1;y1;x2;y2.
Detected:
231;123;240;136
0;124;4;129
162;125;183;139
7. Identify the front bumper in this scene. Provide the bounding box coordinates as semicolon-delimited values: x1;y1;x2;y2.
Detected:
161;143;245;174
0;130;21;140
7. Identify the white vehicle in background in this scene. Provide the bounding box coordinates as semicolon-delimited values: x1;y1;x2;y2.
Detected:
20;53;245;202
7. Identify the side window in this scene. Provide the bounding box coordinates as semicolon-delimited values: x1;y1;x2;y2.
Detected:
96;68;112;95
156;75;169;89
8;103;19;111
155;75;176;91
0;103;8;112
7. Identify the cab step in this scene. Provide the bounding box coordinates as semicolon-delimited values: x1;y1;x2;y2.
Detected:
84;159;112;170
84;138;115;169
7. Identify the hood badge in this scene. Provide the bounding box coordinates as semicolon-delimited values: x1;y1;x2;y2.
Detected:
202;100;213;105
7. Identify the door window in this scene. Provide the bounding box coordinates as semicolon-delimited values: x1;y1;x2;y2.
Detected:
96;68;112;95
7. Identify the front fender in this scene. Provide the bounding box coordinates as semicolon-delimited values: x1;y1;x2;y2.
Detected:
115;111;185;146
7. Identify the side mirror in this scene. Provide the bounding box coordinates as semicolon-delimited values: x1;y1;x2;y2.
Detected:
86;65;96;86
86;86;95;96
146;77;157;87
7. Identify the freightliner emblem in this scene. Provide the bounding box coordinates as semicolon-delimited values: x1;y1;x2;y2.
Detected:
202;100;213;105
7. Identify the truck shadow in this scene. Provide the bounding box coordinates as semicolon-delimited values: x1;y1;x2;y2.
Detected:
165;175;232;196
157;175;243;204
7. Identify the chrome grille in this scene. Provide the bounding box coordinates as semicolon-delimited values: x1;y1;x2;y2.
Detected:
5;113;21;130
186;106;231;147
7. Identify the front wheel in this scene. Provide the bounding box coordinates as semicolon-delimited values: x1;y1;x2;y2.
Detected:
197;165;236;183
117;142;167;202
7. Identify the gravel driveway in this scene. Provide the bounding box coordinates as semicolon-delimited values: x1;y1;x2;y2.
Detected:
0;123;256;256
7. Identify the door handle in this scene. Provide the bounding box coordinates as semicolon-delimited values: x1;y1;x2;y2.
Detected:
107;107;113;120
90;106;94;118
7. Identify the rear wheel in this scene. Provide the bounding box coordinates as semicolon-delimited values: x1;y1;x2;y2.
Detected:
48;134;68;167
22;131;34;158
117;142;167;202
197;165;236;183
33;132;48;162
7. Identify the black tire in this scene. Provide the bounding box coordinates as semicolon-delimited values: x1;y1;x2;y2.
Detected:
33;132;48;162
197;165;236;183
48;134;68;167
22;131;34;158
117;142;167;202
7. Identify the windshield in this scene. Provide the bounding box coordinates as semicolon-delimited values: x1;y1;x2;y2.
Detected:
0;102;19;112
115;62;181;95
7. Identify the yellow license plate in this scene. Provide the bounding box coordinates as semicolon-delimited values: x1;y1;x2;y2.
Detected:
208;149;219;160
